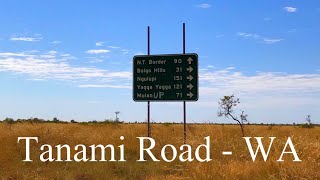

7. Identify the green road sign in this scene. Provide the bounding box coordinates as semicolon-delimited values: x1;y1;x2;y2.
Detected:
133;53;198;101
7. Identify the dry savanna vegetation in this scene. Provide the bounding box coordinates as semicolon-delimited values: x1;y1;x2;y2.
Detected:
0;122;319;179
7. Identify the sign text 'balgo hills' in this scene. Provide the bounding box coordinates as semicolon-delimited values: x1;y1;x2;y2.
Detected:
133;53;198;101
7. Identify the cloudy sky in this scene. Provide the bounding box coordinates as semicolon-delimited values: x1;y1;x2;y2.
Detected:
0;1;319;124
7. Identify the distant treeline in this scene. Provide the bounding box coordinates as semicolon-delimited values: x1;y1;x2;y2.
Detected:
0;117;124;125
0;117;318;128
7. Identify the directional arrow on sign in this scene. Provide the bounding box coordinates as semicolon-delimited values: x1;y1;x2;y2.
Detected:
187;57;193;64
187;92;193;98
186;75;193;81
187;66;193;73
187;83;193;90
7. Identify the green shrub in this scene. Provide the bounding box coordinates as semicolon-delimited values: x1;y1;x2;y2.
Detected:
300;123;315;128
3;118;15;124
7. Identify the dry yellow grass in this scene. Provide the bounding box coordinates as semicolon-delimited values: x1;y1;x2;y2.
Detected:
0;123;319;179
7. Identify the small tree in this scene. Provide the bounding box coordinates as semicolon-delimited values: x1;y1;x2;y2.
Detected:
240;111;248;124
115;111;120;122
218;95;248;137
3;117;15;123
301;114;315;128
53;117;60;123
3;118;15;129
306;115;311;124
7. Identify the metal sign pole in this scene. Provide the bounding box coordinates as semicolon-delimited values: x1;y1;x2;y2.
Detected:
147;26;151;138
134;24;197;138
183;23;186;144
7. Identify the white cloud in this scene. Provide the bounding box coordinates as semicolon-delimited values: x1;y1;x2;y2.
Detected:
9;33;42;42
50;40;61;44
225;67;235;70
1;50;319;123
1;51;319;103
284;6;297;13
10;37;42;42
79;84;131;89
197;4;211;8
0;52;34;57
263;38;283;44
48;50;57;55
29;78;46;81
0;51;130;84
237;32;283;44
122;49;130;55
87;101;101;104
197;68;320;123
87;57;104;63
134;52;144;55
108;46;120;49
237;32;260;38
86;49;110;54
199;68;320;96
96;41;104;46
200;68;208;71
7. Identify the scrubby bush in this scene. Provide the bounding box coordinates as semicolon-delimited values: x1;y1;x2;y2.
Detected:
162;122;173;126
300;123;315;128
53;117;60;123
300;115;315;128
3;118;15;124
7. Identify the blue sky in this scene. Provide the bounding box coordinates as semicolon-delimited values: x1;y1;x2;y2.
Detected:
0;1;319;124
